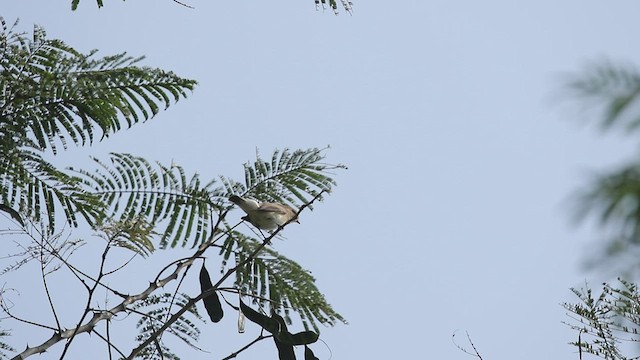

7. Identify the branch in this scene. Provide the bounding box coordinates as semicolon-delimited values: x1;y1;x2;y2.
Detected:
172;0;194;8
11;191;323;360
40;247;61;331
452;331;484;360
221;333;271;360
125;191;326;359
58;235;113;359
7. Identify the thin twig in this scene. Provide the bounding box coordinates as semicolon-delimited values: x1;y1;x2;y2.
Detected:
40;249;61;331
58;237;113;359
221;333;271;360
92;324;125;360
0;294;58;331
172;0;194;9
452;330;484;360
125;191;326;359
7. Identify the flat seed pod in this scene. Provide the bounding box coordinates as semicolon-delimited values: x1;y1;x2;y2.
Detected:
239;300;279;334
199;264;223;322
274;336;296;360
271;313;318;345
286;331;319;346
304;346;320;360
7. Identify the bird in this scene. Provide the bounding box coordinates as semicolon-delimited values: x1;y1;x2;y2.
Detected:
229;195;298;230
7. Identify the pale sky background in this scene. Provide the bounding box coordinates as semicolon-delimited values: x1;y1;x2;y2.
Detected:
3;1;640;359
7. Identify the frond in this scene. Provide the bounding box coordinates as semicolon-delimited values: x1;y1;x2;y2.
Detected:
132;293;203;360
237;147;347;211
0;320;14;359
98;216;156;257
0;147;105;229
224;231;347;331
0;18;197;154
73;153;219;248
315;0;354;14
564;280;640;359
572;161;640;270
75;148;345;248
567;60;640;133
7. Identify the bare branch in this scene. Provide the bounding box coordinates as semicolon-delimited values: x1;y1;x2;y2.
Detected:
452;330;484;360
125;191;326;359
221;332;271;360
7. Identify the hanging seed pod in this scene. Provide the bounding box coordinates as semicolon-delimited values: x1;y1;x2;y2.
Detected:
304;346;320;360
239;300;279;333
272;312;296;360
238;308;246;333
283;331;319;346
199;264;223;322
274;334;296;360
271;312;319;344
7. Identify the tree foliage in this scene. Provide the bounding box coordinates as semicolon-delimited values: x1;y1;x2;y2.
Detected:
70;0;355;15
0;18;346;360
564;280;640;360
563;61;640;359
567;61;640;276
0;17;196;231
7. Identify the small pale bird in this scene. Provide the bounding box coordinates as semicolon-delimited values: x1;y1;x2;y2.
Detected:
229;195;298;230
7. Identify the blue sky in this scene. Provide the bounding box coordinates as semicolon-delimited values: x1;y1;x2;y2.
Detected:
3;0;640;359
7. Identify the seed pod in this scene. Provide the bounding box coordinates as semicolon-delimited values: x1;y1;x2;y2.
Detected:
286;331;319;346
274;335;296;360
238;308;246;333
271;312;296;360
271;313;319;345
239;300;279;334
199;264;223;322
304;346;320;360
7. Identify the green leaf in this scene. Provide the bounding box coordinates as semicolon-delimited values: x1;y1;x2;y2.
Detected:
229;232;347;331
74;153;218;248
566;60;640;133
0;18;196;231
99;217;156;257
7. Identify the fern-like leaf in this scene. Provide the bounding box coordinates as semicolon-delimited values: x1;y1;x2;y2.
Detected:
74;153;218;248
238;147;346;210
224;231;347;331
0;321;14;359
132;293;203;360
76;148;344;248
0;148;105;229
0;20;197;152
98;216;156;257
567;60;640;133
0;18;196;230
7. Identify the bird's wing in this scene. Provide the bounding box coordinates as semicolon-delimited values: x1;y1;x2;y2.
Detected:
256;203;288;214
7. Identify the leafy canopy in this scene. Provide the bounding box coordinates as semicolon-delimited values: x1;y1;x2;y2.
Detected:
567;61;640;276
0;17;197;230
0;15;347;360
